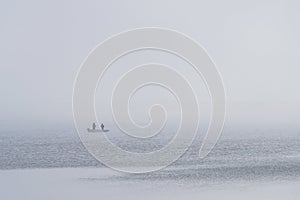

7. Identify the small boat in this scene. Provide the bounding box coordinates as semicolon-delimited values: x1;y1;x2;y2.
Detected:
87;128;109;133
87;122;109;133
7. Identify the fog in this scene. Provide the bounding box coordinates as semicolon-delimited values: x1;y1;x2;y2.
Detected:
1;0;300;134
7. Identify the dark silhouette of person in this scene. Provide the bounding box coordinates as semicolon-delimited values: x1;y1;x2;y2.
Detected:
101;123;104;130
92;122;96;130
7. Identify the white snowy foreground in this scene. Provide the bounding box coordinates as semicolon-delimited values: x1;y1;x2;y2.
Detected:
0;168;299;200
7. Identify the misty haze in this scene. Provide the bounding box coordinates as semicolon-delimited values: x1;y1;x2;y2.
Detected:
0;0;300;200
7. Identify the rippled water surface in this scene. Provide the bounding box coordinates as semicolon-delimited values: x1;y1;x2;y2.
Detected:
1;131;300;183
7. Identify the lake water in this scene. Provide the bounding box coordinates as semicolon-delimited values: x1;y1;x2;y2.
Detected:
1;130;300;184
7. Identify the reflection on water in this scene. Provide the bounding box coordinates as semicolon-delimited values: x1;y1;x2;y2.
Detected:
0;131;300;184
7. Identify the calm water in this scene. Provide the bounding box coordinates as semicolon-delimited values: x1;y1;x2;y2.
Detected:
1;131;300;183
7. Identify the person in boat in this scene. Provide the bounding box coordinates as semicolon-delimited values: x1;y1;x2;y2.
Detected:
101;123;104;131
92;122;96;130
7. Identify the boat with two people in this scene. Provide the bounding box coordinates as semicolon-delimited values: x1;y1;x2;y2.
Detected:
87;122;109;133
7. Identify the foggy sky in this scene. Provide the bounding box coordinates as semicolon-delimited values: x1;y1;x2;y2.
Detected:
1;0;300;132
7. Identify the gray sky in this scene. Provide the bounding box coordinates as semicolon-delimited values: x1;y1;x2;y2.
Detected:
1;0;300;133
